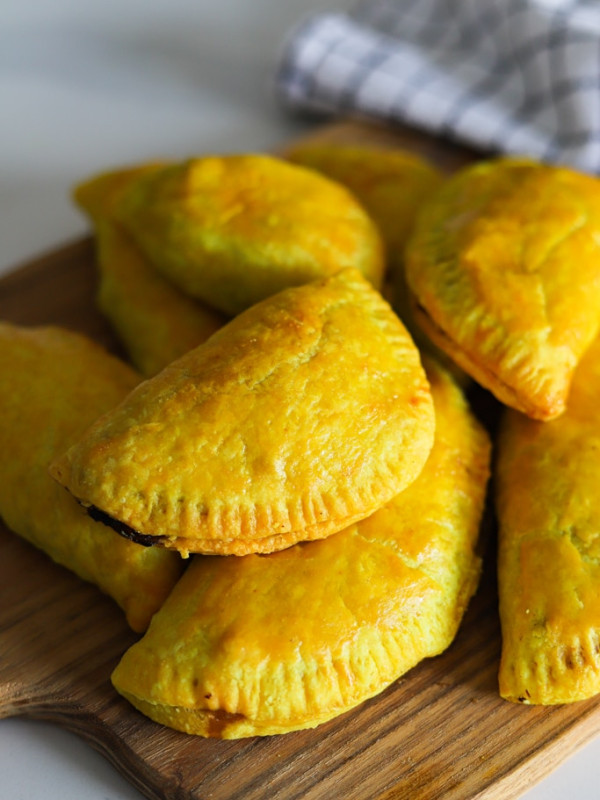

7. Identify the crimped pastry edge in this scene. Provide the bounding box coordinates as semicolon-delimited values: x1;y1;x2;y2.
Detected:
500;629;600;705
50;270;435;553
410;298;566;421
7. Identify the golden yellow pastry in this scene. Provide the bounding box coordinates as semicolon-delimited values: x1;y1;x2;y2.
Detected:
114;154;385;315
73;162;166;223
285;141;442;272
405;158;600;420
95;220;225;377
283;140;454;373
110;357;490;737
50;269;435;557
0;322;183;632
282;131;470;387
73;164;226;377
496;334;600;704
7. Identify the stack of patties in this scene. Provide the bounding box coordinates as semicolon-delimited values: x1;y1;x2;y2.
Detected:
404;157;600;706
37;146;492;736
6;122;600;736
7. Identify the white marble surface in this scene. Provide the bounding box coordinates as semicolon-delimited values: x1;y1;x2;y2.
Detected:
1;1;599;798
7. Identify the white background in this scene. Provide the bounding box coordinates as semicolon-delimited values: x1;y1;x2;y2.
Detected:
1;1;599;798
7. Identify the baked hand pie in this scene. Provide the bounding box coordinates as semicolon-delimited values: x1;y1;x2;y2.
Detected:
496;333;600;704
95;220;225;376
110;356;490;737
113;154;385;316
405;158;600;420
0;322;183;632
50;269;435;557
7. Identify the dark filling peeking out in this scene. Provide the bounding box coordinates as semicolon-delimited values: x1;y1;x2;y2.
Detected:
87;505;161;548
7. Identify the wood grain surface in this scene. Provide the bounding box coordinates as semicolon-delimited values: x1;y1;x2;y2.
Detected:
1;122;600;800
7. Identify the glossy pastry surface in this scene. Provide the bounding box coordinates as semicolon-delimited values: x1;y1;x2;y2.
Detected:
50;269;435;556
111;357;491;737
405;158;600;420
115;154;385;315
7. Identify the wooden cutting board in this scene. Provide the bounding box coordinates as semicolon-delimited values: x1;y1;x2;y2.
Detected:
1;122;600;800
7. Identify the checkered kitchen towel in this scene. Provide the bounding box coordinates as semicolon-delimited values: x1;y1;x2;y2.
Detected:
276;0;600;172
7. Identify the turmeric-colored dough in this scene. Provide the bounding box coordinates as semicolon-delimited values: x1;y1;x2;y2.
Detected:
50;269;434;557
73;165;226;377
114;154;385;316
73;161;166;223
284;141;442;272
405;158;600;420
110;357;490;737
0;322;183;632
284;140;456;371
95;220;225;376
496;334;600;704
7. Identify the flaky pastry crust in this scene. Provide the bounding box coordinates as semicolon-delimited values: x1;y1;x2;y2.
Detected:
405;158;600;420
114;154;385;315
111;358;490;737
496;333;600;704
50;269;435;556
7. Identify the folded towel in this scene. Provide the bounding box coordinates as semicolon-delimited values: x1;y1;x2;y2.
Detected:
276;0;600;172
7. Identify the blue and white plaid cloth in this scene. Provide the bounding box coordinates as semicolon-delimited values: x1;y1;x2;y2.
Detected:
276;0;600;172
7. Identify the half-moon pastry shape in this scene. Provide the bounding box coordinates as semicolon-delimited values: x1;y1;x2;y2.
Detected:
0;323;183;632
496;333;600;704
95;220;225;377
50;269;435;556
110;357;490;737
114;154;385;316
405;158;600;420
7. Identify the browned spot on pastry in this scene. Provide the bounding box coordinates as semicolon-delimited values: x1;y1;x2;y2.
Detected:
206;710;246;738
